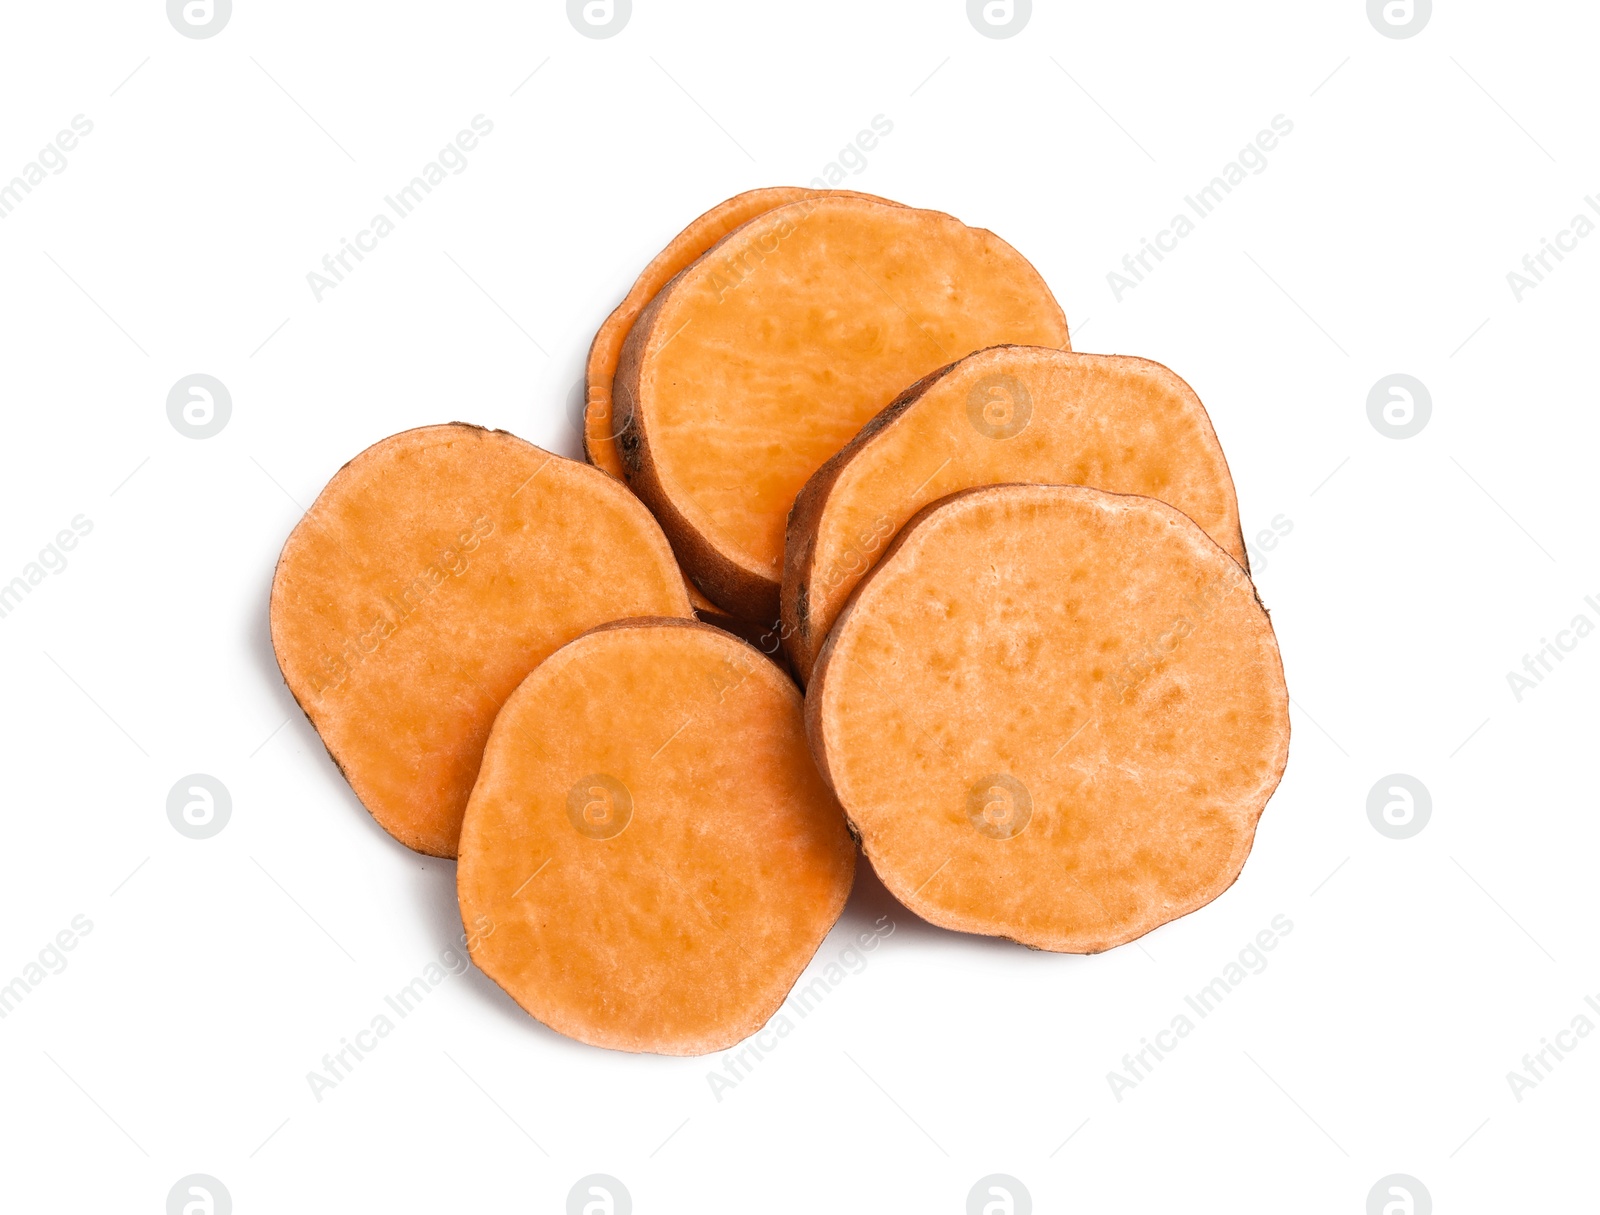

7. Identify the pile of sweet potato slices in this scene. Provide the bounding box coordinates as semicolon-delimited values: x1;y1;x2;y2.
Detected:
270;188;1288;1055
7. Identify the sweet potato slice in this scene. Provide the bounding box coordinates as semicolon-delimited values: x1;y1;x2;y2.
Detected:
457;618;854;1055
269;424;692;858
807;484;1288;953
614;195;1070;621
783;346;1246;680
583;187;894;478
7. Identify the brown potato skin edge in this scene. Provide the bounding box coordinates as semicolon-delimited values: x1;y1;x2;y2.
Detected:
802;483;1288;954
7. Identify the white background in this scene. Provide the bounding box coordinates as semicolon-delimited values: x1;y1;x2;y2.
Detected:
1;2;1595;1211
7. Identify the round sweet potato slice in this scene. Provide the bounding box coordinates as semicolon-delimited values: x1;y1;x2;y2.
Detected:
457;618;854;1055
269;424;692;858
613;195;1071;621
806;484;1289;954
783;346;1246;681
583;186;895;478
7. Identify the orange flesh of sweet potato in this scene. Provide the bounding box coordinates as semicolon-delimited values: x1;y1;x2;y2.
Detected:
269;424;692;858
613;196;1071;621
783;346;1246;681
457;618;855;1055
583;187;894;479
806;484;1288;953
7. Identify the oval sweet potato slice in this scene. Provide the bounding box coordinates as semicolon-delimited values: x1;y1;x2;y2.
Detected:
614;195;1071;621
807;484;1289;954
783;346;1246;681
269;424;692;858
583;187;895;479
457;618;855;1055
